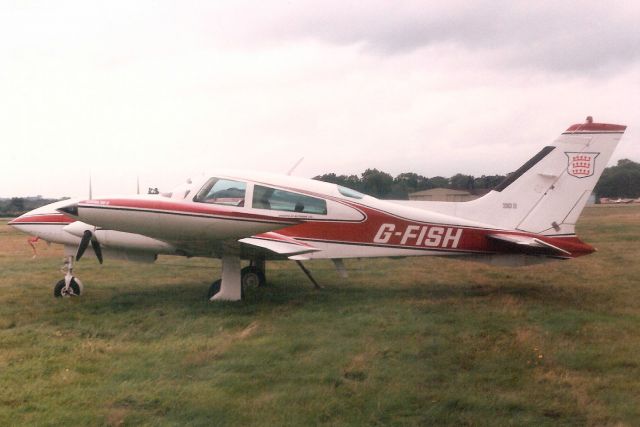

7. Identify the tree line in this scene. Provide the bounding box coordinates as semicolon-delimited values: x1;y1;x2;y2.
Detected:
1;159;637;217
594;159;640;198
0;196;64;218
314;170;506;199
316;158;640;200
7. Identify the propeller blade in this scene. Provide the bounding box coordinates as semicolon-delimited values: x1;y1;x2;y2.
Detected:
76;229;103;264
76;230;92;261
90;237;103;264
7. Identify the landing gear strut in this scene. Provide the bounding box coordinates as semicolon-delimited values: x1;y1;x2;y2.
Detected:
208;256;267;301
207;256;326;301
296;261;323;289
54;255;83;297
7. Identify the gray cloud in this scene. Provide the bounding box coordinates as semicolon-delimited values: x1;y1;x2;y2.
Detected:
7;2;636;74
0;1;637;197
226;1;640;73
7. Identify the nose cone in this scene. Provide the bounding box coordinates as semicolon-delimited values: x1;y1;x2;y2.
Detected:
7;211;36;233
7;199;79;237
7;213;24;227
57;203;79;217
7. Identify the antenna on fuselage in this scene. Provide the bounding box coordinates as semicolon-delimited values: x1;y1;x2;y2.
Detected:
137;176;140;195
287;157;304;176
89;174;93;199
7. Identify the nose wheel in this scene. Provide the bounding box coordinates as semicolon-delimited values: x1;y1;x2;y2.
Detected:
54;277;83;297
54;255;84;298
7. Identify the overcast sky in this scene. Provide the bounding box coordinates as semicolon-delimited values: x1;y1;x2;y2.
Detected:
1;1;638;198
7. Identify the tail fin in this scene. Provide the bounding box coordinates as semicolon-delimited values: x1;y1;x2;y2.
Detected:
460;118;626;235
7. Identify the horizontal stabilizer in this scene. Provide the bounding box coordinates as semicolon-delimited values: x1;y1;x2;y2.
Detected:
487;233;571;256
239;232;320;256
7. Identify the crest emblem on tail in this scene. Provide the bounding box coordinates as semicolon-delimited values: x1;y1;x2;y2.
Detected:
565;152;599;178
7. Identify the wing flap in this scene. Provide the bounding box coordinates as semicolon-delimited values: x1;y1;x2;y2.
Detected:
239;232;320;257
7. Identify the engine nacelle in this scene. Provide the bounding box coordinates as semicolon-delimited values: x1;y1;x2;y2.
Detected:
63;221;175;254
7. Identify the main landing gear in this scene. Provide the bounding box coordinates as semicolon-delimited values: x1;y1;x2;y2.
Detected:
208;257;267;301
207;254;324;301
53;255;84;298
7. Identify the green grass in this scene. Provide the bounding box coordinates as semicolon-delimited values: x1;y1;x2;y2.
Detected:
1;205;640;426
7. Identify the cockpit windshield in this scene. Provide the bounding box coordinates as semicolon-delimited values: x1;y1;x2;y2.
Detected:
194;178;246;206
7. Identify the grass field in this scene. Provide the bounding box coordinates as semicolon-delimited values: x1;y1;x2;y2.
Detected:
1;206;639;426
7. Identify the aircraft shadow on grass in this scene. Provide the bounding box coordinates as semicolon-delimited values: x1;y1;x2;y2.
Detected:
69;275;596;314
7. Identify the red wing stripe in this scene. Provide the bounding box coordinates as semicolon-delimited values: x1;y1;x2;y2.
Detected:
252;232;316;248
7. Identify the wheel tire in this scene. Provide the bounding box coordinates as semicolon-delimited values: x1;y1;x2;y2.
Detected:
207;279;221;300
241;266;266;289
53;278;81;298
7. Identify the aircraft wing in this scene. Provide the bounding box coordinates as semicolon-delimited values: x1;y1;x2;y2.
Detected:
487;233;571;256
239;232;321;257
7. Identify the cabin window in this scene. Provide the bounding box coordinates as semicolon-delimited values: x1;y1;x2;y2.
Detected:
253;185;327;215
194;178;246;206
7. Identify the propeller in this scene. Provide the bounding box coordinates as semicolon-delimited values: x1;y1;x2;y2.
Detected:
76;230;103;264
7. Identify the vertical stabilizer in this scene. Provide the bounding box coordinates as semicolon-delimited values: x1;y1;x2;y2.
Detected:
457;118;626;235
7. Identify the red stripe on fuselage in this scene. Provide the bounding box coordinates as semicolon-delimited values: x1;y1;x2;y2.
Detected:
78;196;594;258
276;204;594;257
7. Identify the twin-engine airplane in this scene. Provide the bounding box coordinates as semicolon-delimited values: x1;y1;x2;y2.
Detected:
8;118;627;301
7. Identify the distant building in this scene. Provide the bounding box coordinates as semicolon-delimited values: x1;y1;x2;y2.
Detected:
409;188;478;202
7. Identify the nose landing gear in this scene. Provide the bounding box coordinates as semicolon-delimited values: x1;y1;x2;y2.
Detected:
53;255;84;298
